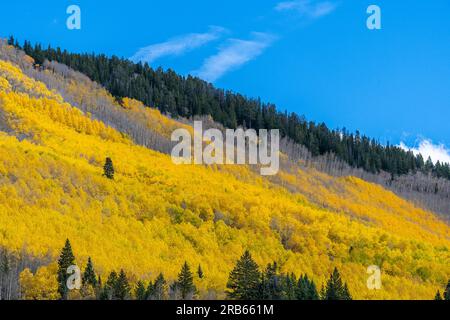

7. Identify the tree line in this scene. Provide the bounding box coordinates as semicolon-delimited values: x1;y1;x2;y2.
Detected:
55;240;450;301
7;36;450;181
57;240;353;300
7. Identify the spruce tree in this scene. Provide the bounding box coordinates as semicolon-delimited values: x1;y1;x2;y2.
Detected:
101;271;118;300
282;273;297;300
306;277;319;300
135;281;147;300
342;283;352;300
152;273;167;300
82;257;97;288
435;290;443;300
7;36;14;46
297;274;319;300
103;157;114;179
115;269;131;300
323;267;352;300
444;279;450;300
197;264;204;279
227;250;261;300
177;262;197;300
145;280;154;300
260;262;283;300
57;239;76;300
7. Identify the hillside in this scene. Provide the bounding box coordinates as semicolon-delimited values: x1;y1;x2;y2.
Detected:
0;42;449;300
11;37;450;181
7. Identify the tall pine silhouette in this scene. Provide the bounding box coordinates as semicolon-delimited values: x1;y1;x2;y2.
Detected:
176;262;197;300
227;250;261;300
57;239;76;300
323;267;352;300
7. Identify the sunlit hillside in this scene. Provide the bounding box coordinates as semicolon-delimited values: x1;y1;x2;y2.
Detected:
0;55;449;300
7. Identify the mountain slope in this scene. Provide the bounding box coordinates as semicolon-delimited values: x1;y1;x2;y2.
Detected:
12;37;450;181
0;49;449;299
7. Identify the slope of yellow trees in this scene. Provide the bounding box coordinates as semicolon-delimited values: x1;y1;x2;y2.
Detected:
0;58;449;299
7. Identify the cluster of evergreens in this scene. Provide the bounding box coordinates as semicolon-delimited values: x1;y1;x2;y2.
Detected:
57;240;200;300
226;251;351;300
57;241;354;300
8;37;450;181
435;282;450;301
57;239;450;301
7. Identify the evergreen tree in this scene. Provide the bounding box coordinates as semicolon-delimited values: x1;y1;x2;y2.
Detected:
82;257;97;288
144;280;154;300
103;157;114;179
7;36;14;46
342;283;352;300
114;269;131;300
444;279;450;300
260;262;283;300
135;281;147;300
227;250;261;300
57;239;76;300
323;267;352;300
297;274;319;300
197;264;204;279
176;262;197;300
151;273;167;300
282;273;297;300
100;271;118;300
435;290;443;300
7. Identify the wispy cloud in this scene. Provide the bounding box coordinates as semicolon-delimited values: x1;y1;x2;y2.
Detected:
193;32;276;83
399;139;450;164
275;0;337;19
130;26;227;64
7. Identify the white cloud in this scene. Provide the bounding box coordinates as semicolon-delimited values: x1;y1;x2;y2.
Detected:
193;32;276;82
275;0;337;18
399;139;450;164
130;26;227;64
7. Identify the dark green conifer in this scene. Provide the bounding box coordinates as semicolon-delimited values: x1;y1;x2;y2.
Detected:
57;239;76;300
227;250;261;300
103;157;114;179
177;262;197;300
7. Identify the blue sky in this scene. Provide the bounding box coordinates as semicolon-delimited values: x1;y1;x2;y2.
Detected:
1;0;449;162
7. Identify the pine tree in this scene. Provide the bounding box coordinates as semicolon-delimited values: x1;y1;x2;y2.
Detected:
197;264;204;279
82;257;97;287
434;290;443;300
145;280;154;300
57;239;76;300
115;269;131;300
282;273;297;300
342;283;352;300
260;262;283;300
176;262;197;300
103;157;114;179
152;273;167;300
444;279;450;300
7;36;14;46
100;271;118;300
323;267;352;300
227;250;261;300
135;281;147;300
297;274;319;300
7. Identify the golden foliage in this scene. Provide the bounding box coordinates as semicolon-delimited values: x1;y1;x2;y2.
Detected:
19;263;59;300
0;59;449;300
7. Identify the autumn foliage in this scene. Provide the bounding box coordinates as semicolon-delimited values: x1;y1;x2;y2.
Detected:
0;58;448;300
